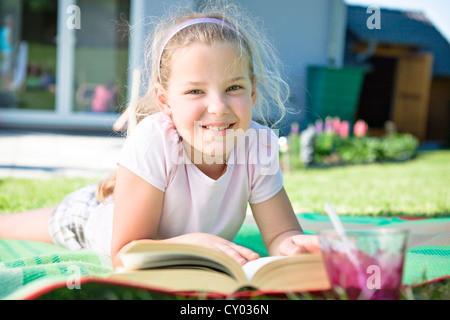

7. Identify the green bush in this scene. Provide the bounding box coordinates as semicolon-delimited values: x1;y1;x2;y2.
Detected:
336;136;379;164
311;133;418;166
378;134;419;161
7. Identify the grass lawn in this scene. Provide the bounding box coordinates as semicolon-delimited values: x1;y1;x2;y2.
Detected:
284;150;450;217
0;177;99;214
0;150;449;216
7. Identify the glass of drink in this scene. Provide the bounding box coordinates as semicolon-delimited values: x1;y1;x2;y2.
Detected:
318;228;409;300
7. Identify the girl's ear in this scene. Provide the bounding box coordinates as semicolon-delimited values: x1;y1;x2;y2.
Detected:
251;76;258;106
155;83;171;116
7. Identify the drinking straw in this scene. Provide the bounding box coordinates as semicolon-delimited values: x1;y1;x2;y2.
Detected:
324;203;358;259
324;203;348;237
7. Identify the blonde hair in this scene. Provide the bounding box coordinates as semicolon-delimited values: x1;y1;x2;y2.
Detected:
96;1;290;203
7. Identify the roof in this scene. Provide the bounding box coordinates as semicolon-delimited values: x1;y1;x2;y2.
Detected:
346;5;450;76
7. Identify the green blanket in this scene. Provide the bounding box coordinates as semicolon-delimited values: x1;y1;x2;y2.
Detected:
1;213;449;299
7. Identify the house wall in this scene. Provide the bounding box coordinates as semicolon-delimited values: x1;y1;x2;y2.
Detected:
241;0;346;132
128;0;193;99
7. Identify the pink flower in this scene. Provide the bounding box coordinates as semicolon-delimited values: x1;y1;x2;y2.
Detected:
353;120;368;137
339;120;350;138
324;117;333;133
332;117;341;134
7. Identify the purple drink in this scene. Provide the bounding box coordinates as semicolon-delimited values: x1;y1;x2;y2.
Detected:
318;229;409;300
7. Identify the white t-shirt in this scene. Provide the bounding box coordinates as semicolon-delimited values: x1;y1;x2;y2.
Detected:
85;112;283;255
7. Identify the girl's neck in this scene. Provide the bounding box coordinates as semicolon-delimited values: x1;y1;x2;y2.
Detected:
195;161;228;180
184;142;228;180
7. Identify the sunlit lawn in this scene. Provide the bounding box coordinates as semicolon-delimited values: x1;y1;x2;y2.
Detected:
283;150;450;217
0;177;99;214
1;150;449;217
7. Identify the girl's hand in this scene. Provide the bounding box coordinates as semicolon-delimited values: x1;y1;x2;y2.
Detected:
166;233;260;266
278;234;321;256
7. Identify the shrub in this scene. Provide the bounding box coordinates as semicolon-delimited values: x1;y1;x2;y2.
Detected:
378;133;419;161
280;119;419;169
312;133;418;165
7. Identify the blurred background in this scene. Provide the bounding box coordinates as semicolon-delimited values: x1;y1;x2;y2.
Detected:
0;0;448;138
0;0;449;141
0;0;449;181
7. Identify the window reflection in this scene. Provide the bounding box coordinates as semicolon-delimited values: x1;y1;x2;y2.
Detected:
0;0;129;115
0;0;57;110
73;0;130;114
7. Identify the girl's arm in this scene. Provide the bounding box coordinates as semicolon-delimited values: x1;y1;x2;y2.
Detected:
110;165;165;269
111;165;259;269
250;188;320;256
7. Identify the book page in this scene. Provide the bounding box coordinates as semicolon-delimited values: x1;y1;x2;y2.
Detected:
241;256;286;281
120;242;249;283
122;252;236;277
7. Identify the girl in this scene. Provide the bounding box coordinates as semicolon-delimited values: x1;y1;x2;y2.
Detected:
0;4;320;269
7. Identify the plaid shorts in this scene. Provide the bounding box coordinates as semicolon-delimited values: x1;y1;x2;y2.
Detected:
48;184;100;251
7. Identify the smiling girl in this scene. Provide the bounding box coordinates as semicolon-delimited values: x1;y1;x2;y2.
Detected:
0;3;320;269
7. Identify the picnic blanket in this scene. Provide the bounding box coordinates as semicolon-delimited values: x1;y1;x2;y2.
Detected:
1;213;449;299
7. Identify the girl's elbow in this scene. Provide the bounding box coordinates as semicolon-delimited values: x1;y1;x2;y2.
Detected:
110;238;156;270
110;241;132;270
111;253;123;270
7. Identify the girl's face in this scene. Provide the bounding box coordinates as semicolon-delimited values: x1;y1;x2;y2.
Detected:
156;43;257;163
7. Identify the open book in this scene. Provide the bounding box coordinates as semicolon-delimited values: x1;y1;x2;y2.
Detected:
107;241;331;294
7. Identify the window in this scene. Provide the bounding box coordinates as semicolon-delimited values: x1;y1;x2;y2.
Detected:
0;0;57;110
72;0;130;114
0;0;130;119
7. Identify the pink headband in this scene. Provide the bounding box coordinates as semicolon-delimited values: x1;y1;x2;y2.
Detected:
157;18;245;82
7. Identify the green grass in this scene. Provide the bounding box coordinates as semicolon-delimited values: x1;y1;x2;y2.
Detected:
284;150;450;217
1;150;449;217
0;177;99;214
